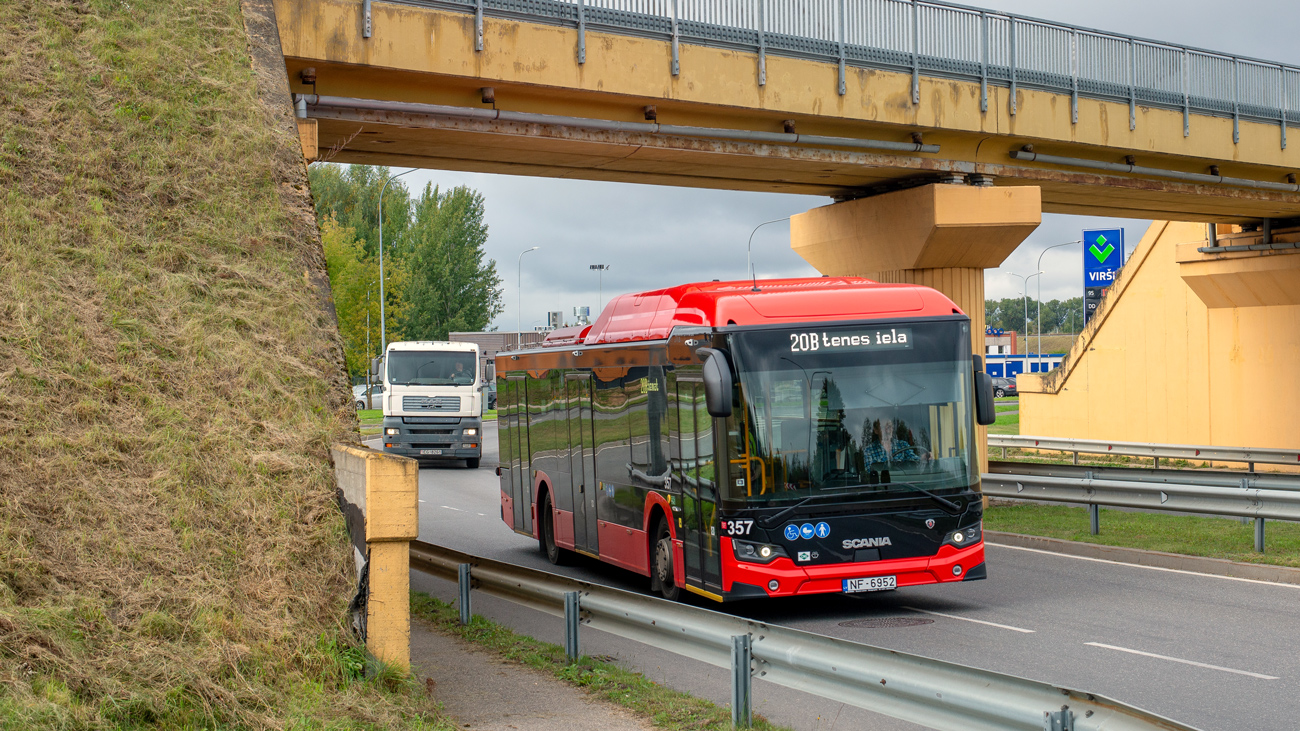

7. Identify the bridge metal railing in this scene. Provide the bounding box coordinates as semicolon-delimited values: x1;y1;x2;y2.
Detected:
411;540;1200;731
989;434;1300;470
397;0;1299;145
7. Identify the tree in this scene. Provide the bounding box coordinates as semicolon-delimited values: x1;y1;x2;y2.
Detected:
400;184;504;340
309;163;412;260
320;217;405;376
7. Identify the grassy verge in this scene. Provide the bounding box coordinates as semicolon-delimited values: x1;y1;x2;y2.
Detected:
988;412;1020;435
994;402;1018;413
410;593;790;731
986;504;1300;568
0;0;445;725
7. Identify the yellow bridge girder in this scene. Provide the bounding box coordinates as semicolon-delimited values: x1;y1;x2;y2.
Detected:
274;0;1300;222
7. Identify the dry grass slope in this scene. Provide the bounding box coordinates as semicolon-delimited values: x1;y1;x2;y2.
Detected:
0;0;445;726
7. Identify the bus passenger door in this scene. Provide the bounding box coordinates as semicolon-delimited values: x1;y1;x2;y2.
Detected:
503;377;526;531
566;373;598;554
674;380;721;592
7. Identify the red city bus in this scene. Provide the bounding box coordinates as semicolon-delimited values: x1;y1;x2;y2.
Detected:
496;277;997;602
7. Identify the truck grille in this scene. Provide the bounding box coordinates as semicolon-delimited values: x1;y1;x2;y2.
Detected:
403;396;460;411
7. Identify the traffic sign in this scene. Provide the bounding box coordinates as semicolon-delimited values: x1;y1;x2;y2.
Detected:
1083;229;1124;323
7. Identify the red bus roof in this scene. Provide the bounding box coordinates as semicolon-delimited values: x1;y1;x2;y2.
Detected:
544;277;964;346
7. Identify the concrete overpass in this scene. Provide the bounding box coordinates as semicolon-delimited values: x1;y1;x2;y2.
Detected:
274;0;1300;223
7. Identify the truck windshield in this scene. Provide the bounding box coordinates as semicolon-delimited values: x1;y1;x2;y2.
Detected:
387;351;476;386
722;320;975;507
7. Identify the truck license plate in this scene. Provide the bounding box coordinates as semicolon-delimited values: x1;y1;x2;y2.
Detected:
843;576;897;593
420;449;443;455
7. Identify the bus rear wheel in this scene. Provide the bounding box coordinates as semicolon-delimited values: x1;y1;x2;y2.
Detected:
539;492;570;566
651;519;680;601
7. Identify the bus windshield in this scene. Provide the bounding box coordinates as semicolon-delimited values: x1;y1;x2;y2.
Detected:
723;320;975;506
387;351;476;386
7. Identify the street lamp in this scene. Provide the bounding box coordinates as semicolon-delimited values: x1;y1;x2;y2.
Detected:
1009;271;1040;361
589;264;610;311
517;246;540;335
746;217;790;290
1035;240;1082;372
378;167;417;353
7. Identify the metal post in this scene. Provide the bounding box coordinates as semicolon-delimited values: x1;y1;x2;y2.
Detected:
1073;451;1079;465
757;0;766;86
577;0;586;64
910;0;919;104
1255;518;1265;553
564;591;581;663
1009;19;1017;116
1089;504;1100;535
1128;39;1136;131
458;563;472;626
1001;447;1007;459
1232;57;1240;144
670;0;680;76
1153;456;1159;469
979;12;988;113
1281;65;1289;150
731;634;753;728
1070;29;1078;124
1182;49;1191;137
837;0;847;96
363;0;372;38
475;0;484;51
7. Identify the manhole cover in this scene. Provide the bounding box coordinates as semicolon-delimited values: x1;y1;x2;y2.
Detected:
838;617;934;628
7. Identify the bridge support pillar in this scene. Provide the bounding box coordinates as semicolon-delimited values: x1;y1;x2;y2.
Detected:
790;183;1042;475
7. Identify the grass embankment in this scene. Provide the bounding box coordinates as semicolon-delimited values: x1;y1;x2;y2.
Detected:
988;412;1020;435
0;0;445;726
986;504;1300;568
410;593;791;731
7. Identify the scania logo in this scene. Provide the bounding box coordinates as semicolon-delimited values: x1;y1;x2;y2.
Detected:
925;519;936;529
842;537;892;549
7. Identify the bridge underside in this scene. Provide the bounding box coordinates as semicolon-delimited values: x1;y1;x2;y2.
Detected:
276;0;1300;223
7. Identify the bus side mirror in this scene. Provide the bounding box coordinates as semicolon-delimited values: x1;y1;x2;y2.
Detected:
369;357;382;378
973;355;996;426
696;348;733;418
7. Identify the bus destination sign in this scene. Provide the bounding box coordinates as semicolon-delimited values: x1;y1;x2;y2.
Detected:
789;327;913;353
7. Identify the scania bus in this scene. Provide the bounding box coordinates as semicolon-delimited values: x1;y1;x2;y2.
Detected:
496;278;996;601
373;341;484;468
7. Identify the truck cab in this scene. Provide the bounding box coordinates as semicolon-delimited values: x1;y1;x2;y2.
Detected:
374;341;484;468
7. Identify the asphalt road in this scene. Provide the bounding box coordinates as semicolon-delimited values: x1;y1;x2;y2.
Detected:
373;423;1299;731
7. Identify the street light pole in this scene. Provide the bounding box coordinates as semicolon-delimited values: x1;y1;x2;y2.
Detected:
378;167;417;354
1010;272;1039;361
746;217;790;290
366;285;373;410
1035;240;1082;373
518;246;540;335
589;264;610;311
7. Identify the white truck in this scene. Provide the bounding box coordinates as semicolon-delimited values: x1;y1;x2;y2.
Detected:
371;341;484;468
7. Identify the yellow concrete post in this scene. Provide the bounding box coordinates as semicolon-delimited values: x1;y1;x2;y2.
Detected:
332;444;419;670
790;184;1042;476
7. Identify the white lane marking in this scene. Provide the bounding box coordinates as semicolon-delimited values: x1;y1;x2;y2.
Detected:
419;500;426;503
441;505;463;512
901;606;1035;633
1084;642;1279;680
991;542;1300;590
477;513;486;516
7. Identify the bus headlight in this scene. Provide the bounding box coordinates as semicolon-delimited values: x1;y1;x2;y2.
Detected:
944;524;981;547
463;428;477;436
732;539;787;564
385;428;400;436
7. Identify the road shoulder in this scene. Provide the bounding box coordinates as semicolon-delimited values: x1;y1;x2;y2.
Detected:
988;531;1300;585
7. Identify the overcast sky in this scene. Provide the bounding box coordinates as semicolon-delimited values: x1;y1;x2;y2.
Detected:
389;0;1298;332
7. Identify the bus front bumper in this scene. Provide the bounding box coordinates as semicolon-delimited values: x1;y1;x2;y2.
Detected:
723;540;986;598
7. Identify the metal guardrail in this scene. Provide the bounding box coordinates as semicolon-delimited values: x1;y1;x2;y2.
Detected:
988;461;1300;493
395;0;1300;145
990;434;1300;470
411;540;1199;731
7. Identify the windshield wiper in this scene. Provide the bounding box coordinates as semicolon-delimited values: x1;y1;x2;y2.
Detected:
878;481;963;513
757;482;963;527
757;490;858;528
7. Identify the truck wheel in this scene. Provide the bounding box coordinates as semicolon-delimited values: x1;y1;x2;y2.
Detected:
466;457;480;469
651;518;680;602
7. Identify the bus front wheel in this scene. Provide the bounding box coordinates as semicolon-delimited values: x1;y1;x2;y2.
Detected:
651;519;680;601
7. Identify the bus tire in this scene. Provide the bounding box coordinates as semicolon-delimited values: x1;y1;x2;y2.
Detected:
466;457;480;469
539;492;570;566
652;519;680;602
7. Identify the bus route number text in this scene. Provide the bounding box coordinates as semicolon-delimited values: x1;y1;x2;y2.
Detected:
721;519;754;536
789;328;912;353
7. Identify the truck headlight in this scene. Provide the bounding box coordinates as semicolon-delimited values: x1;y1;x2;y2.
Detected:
732;539;787;564
385;428;399;436
463;428;477;436
944;524;981;547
